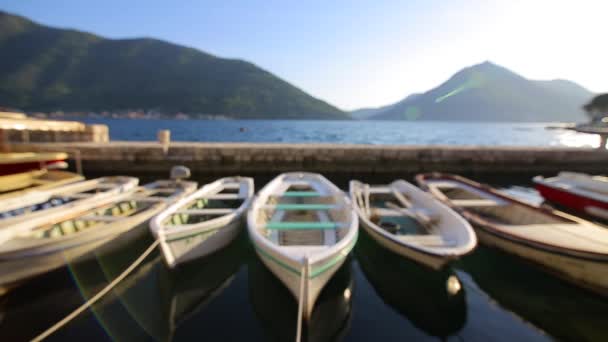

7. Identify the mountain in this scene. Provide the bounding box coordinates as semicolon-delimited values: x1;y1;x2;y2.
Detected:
0;11;347;119
371;62;593;122
350;93;421;119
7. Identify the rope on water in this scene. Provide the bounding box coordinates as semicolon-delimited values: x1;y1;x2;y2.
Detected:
31;239;161;342
295;257;308;342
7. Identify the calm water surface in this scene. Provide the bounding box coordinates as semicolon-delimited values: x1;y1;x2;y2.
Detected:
1;180;607;342
79;119;601;147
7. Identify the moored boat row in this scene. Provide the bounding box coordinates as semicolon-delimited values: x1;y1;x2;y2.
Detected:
1;156;607;325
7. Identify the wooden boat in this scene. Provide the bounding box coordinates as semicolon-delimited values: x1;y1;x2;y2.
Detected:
0;176;139;228
0;169;83;194
0;152;68;176
350;179;476;269
416;173;608;296
247;172;358;320
151;177;254;268
534;172;608;220
0;172;197;293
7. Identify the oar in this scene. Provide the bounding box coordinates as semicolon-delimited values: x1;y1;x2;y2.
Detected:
385;201;435;231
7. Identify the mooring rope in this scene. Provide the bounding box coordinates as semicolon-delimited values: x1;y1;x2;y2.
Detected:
295;257;308;342
31;239;161;342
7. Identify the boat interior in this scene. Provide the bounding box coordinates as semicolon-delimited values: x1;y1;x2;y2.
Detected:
21;182;185;239
27;199;156;239
0;178;128;219
354;183;455;248
429;180;568;226
257;183;350;247
163;181;247;227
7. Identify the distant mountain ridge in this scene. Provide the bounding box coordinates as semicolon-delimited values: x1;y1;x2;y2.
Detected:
0;11;347;119
353;62;593;122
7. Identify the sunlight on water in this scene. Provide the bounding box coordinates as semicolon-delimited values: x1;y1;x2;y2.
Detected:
553;131;600;148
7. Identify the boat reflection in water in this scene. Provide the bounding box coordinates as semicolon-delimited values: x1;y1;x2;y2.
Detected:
92;231;246;341
356;231;467;339
459;245;608;342
248;254;353;342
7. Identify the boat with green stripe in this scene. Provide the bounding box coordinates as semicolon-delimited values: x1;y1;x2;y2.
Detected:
247;172;358;321
151;176;254;268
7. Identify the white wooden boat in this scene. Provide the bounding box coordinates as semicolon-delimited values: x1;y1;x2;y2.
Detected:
350;180;476;269
151;177;254;268
534;172;608;220
0;169;83;194
0;171;197;293
0;176;139;228
416;173;608;296
247;172;358;320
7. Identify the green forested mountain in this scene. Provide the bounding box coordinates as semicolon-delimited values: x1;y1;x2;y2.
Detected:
0;11;347;119
366;62;593;122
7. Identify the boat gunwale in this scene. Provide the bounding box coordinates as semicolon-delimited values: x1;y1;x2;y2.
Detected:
415;172;608;261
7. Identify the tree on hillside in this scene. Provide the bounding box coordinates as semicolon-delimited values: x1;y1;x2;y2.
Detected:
583;93;608;123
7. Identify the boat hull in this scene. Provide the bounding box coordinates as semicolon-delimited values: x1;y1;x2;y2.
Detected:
360;220;450;270
474;224;608;296
535;183;608;220
161;219;242;268
252;242;353;321
0;211;156;292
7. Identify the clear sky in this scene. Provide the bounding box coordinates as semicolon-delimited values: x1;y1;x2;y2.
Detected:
1;0;605;110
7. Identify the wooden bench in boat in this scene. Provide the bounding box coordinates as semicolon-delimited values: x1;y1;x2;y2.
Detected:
262;203;339;210
280;191;322;197
176;208;235;215
372;207;439;220
397;234;453;247
266;222;343;230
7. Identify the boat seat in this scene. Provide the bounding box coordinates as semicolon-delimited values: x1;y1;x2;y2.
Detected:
451;199;506;207
266;222;341;230
78;215;123;222
397;234;452;247
177;208;234;215
263;204;339;210
281;191;322;197
373;207;439;221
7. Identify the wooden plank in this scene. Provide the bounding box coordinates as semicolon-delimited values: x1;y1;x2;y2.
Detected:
264;204;338;210
177;208;234;215
281;191;321;197
266;222;339;230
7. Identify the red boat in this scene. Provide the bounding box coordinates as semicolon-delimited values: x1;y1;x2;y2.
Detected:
0;152;68;176
534;172;608;220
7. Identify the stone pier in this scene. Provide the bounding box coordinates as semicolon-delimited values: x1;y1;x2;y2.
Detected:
6;142;608;182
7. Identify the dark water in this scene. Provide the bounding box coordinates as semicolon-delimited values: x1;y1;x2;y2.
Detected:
79;118;601;147
1;184;607;342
